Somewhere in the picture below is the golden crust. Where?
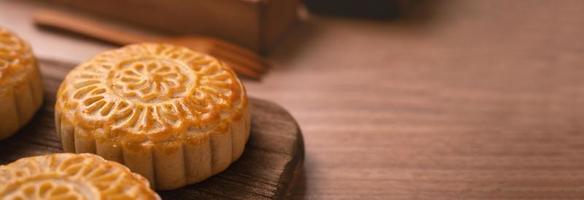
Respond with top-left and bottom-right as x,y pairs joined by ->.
0,153 -> 160,200
55,43 -> 250,190
56,43 -> 246,143
0,27 -> 44,140
0,28 -> 33,84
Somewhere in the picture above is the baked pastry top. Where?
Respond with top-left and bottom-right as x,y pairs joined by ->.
0,153 -> 159,200
55,43 -> 250,190
0,27 -> 44,139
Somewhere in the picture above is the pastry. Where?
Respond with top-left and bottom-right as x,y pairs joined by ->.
55,43 -> 250,190
0,153 -> 160,199
0,27 -> 44,139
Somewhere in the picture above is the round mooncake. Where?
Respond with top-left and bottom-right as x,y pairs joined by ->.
0,153 -> 159,200
55,43 -> 250,190
0,28 -> 44,139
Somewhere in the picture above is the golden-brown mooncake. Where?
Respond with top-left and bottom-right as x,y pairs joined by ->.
0,153 -> 160,200
0,28 -> 44,139
55,43 -> 250,190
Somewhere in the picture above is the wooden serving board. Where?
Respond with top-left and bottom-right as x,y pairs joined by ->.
0,59 -> 304,199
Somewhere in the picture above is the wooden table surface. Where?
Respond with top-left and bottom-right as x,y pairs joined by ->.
3,0 -> 584,199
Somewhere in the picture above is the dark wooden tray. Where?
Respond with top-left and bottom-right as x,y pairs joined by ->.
0,59 -> 304,199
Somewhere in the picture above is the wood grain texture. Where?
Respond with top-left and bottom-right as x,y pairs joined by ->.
3,0 -> 584,199
0,59 -> 304,200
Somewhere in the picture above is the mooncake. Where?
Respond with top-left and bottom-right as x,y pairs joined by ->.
0,28 -> 44,139
0,153 -> 159,200
55,43 -> 250,190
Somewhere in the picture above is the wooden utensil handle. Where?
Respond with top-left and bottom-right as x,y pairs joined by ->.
33,9 -> 162,45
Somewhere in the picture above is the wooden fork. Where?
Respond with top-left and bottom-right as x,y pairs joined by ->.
33,9 -> 268,79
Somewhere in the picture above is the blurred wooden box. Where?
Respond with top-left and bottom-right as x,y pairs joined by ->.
46,0 -> 299,53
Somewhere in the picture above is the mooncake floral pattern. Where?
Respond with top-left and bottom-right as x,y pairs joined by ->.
110,57 -> 191,103
0,28 -> 34,82
57,43 -> 245,140
0,153 -> 159,200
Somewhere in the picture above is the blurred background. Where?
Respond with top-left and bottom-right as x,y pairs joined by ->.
3,0 -> 584,199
